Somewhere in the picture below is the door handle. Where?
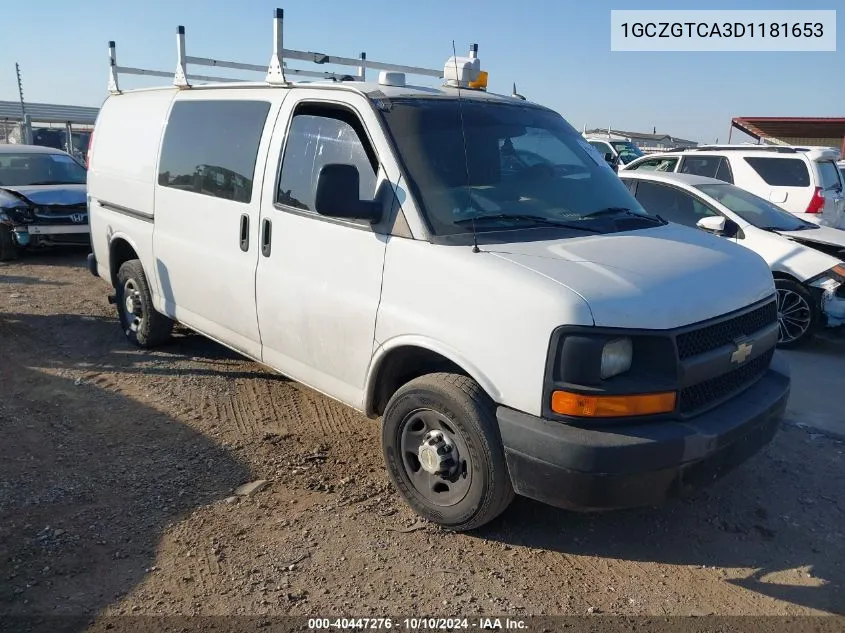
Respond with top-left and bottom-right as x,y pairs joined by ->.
239,214 -> 250,252
261,218 -> 272,257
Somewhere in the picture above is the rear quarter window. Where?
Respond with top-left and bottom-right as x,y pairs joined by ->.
743,157 -> 810,187
158,100 -> 271,203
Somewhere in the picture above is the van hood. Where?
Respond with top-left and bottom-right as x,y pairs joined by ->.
486,224 -> 775,329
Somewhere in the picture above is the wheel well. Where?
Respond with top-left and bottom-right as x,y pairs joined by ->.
772,271 -> 799,283
109,238 -> 138,288
368,346 -> 466,417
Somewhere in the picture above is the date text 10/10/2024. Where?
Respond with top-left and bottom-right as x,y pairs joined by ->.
307,618 -> 528,630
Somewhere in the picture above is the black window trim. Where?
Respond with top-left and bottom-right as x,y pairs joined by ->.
156,97 -> 273,205
714,156 -> 735,184
272,98 -> 386,233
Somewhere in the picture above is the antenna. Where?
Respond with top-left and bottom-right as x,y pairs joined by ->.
511,82 -> 525,101
452,40 -> 479,254
15,63 -> 31,145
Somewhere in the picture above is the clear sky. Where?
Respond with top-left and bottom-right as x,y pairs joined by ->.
2,0 -> 842,143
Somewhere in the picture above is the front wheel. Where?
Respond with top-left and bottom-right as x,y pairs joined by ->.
775,278 -> 817,348
381,373 -> 514,531
115,259 -> 173,348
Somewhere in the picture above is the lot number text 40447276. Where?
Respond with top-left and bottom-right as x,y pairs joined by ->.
307,618 -> 528,630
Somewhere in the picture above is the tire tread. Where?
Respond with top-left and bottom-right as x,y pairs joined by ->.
382,372 -> 514,532
116,259 -> 173,348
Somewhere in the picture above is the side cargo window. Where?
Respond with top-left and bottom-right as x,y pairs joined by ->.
158,99 -> 271,203
276,105 -> 378,223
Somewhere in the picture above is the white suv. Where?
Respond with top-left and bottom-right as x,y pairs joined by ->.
621,145 -> 845,229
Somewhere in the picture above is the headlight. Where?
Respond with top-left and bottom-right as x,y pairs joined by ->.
809,265 -> 845,292
600,337 -> 633,379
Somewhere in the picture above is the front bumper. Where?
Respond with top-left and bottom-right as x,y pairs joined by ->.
24,225 -> 89,235
821,289 -> 845,328
497,352 -> 790,511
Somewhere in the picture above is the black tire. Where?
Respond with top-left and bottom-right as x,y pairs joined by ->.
381,372 -> 514,531
115,259 -> 173,348
0,225 -> 20,262
775,278 -> 817,349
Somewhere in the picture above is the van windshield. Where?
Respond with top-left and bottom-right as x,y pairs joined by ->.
377,98 -> 651,237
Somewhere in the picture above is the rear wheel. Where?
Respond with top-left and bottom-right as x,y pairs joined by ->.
381,372 -> 514,531
0,225 -> 20,261
115,259 -> 173,348
775,278 -> 817,348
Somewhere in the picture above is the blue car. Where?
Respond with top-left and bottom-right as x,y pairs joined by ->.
0,144 -> 88,260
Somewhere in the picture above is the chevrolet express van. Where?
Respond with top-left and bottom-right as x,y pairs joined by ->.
86,15 -> 790,530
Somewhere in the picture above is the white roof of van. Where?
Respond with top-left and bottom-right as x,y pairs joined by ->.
115,79 -> 540,108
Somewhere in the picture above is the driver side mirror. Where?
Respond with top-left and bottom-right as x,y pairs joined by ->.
314,164 -> 382,222
696,215 -> 727,234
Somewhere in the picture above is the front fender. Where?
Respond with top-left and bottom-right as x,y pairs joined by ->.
364,334 -> 503,416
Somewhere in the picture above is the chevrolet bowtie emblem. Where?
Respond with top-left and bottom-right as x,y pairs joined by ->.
730,340 -> 753,364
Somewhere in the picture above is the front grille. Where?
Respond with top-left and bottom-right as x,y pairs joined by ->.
676,301 -> 777,360
678,348 -> 774,414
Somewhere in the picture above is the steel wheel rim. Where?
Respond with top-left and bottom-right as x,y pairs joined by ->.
122,279 -> 144,333
398,408 -> 472,507
776,287 -> 811,344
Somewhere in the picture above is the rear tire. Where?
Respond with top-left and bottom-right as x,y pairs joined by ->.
775,278 -> 817,349
115,259 -> 173,348
0,225 -> 20,262
381,372 -> 514,532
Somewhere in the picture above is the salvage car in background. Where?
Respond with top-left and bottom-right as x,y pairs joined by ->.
620,170 -> 845,347
0,144 -> 89,261
621,145 -> 845,230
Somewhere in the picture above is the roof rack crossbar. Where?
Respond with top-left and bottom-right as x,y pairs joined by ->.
691,145 -> 798,153
108,7 -> 442,94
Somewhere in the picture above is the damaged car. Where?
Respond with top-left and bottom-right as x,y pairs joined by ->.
620,170 -> 845,348
0,144 -> 89,261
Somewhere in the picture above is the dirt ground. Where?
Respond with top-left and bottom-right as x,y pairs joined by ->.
1,250 -> 844,624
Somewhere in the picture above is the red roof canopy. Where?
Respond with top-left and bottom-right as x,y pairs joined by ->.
732,117 -> 845,145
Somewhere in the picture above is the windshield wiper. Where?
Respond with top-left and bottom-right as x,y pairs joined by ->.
454,214 -> 602,233
582,207 -> 666,224
761,224 -> 817,232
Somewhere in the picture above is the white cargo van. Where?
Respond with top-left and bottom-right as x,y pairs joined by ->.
87,10 -> 790,531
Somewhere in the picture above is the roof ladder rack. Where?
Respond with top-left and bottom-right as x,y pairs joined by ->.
108,7 -> 443,94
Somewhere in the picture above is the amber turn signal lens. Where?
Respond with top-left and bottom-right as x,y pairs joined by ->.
551,390 -> 676,418
832,264 -> 845,278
